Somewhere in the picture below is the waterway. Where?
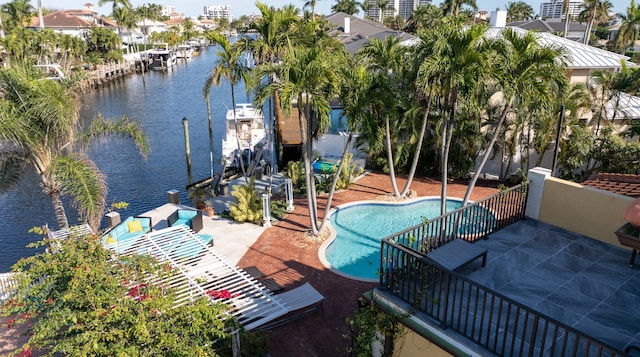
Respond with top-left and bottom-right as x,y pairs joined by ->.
0,47 -> 253,272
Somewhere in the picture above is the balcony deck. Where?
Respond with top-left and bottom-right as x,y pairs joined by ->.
458,219 -> 640,353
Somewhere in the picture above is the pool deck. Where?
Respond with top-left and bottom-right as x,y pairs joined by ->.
0,172 -> 501,356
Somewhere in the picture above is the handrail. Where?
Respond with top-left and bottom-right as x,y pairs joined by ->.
382,183 -> 528,257
379,240 -> 626,356
378,182 -> 626,356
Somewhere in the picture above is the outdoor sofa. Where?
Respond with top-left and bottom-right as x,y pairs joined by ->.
102,216 -> 151,253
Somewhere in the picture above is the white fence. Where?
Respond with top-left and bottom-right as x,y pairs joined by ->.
0,272 -> 18,301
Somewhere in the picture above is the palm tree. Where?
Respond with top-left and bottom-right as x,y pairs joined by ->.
331,0 -> 359,15
203,31 -> 249,180
613,0 -> 640,54
405,5 -> 442,34
99,0 -> 132,38
253,42 -> 344,234
1,0 -> 34,30
0,66 -> 148,230
357,35 -> 409,197
244,2 -> 300,166
316,61 -> 371,232
580,0 -> 612,44
359,1 -> 373,19
375,0 -> 390,23
417,19 -> 489,215
506,1 -> 534,22
461,28 -> 569,206
443,0 -> 477,17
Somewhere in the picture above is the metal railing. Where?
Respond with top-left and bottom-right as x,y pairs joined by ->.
378,183 -> 626,356
382,183 -> 528,257
379,245 -> 625,356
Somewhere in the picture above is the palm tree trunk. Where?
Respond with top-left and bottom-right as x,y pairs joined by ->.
461,104 -> 510,206
317,134 -> 353,233
48,189 -> 69,229
385,116 -> 401,197
563,0 -> 570,38
585,11 -> 596,44
400,85 -> 433,197
299,99 -> 319,234
440,89 -> 455,216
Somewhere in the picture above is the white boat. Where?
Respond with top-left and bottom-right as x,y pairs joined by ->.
176,43 -> 194,59
35,64 -> 65,81
222,103 -> 270,170
148,43 -> 177,71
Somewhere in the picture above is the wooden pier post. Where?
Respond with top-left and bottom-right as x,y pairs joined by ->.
182,117 -> 193,184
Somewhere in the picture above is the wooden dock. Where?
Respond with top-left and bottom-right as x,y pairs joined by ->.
280,107 -> 303,146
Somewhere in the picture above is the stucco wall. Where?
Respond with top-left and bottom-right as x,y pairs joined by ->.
538,177 -> 634,247
393,327 -> 453,357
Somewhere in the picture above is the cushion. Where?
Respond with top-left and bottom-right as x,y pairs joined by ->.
127,219 -> 143,233
105,235 -> 116,244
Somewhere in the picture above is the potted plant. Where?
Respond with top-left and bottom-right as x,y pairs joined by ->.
189,187 -> 207,210
204,199 -> 215,217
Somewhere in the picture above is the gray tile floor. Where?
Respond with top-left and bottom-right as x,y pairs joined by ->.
460,219 -> 640,353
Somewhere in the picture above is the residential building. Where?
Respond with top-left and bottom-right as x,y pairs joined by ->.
28,9 -> 116,39
508,18 -> 588,42
202,5 -> 232,22
540,0 -> 584,20
364,0 -> 432,21
325,12 -> 416,55
161,5 -> 184,19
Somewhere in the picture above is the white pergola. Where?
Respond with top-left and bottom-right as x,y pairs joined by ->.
106,224 -> 290,330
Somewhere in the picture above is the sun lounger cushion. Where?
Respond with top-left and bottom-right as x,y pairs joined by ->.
102,216 -> 151,253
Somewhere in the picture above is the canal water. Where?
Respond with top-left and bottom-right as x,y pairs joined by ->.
0,47 -> 253,272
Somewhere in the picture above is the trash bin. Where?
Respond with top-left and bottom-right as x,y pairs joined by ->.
255,166 -> 263,180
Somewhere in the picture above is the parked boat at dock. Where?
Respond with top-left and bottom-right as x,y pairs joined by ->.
222,104 -> 271,173
176,43 -> 194,59
149,43 -> 176,71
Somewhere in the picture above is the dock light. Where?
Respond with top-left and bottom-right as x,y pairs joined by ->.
262,193 -> 271,227
285,178 -> 294,212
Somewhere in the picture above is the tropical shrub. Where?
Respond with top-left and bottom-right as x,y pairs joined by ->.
1,230 -> 233,355
229,177 -> 263,223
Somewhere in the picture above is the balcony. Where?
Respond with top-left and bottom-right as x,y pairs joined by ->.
376,168 -> 639,356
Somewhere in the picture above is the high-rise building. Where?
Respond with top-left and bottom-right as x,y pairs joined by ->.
539,1 -> 584,20
161,5 -> 176,17
203,5 -> 232,22
365,0 -> 432,21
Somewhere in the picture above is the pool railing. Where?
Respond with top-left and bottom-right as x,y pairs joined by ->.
377,182 -> 626,356
381,183 -> 528,257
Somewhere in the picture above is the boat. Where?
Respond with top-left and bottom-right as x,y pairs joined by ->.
187,40 -> 202,56
148,43 -> 176,71
222,103 -> 270,172
176,43 -> 194,59
35,64 -> 65,81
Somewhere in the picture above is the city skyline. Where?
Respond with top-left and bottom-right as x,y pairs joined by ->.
46,0 -> 632,20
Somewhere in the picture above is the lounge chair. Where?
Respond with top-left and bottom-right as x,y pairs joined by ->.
257,282 -> 324,330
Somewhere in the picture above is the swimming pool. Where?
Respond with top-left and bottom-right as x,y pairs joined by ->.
319,197 -> 483,281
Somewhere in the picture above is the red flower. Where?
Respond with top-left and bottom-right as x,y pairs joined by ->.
205,289 -> 238,299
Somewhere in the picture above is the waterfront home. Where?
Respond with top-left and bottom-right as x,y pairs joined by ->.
370,167 -> 639,356
325,12 -> 416,54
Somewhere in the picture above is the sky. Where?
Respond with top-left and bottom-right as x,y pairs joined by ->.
45,0 -> 633,20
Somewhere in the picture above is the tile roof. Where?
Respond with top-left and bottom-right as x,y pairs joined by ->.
30,11 -> 91,28
582,173 -> 640,198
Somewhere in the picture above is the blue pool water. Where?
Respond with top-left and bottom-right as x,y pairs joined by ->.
324,198 -> 464,281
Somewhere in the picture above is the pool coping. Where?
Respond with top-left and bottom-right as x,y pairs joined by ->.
318,196 -> 466,283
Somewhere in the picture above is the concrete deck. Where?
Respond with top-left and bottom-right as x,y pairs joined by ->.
139,202 -> 266,265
